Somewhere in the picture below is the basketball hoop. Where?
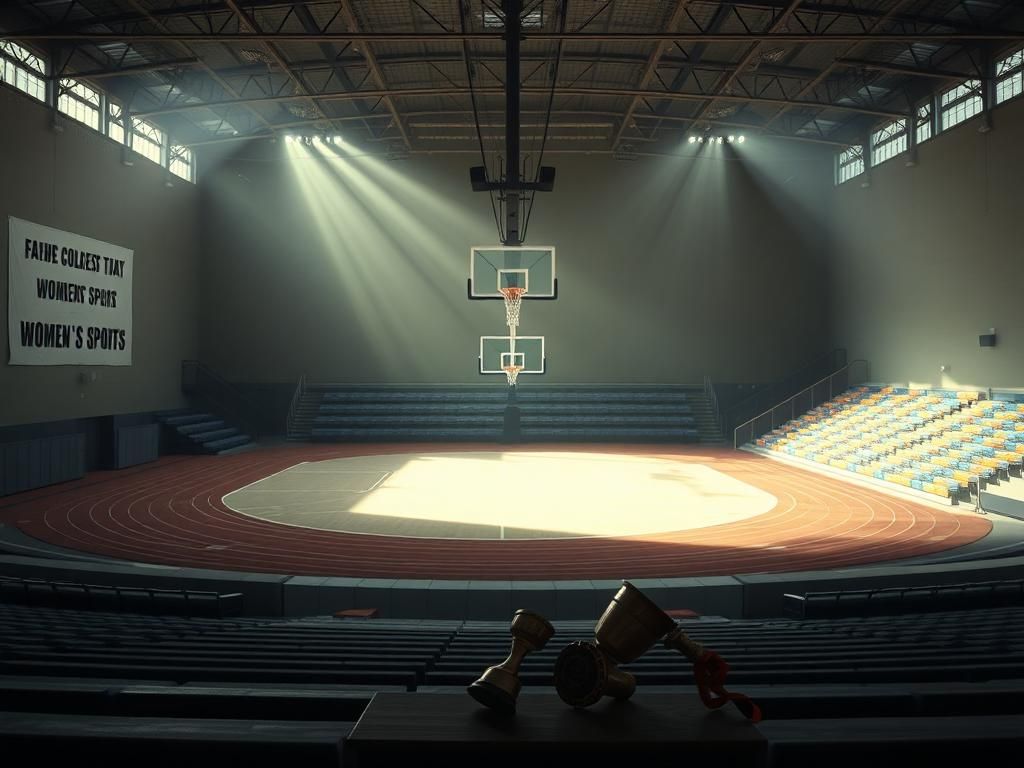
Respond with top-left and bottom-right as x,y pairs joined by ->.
499,286 -> 526,329
503,363 -> 524,387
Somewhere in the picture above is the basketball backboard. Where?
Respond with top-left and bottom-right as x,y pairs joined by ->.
469,246 -> 556,299
479,336 -> 545,376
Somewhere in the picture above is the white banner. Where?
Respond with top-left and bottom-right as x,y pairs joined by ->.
8,217 -> 133,366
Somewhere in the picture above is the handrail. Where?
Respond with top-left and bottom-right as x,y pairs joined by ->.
181,360 -> 261,441
703,375 -> 720,431
721,348 -> 847,436
286,374 -> 306,436
732,359 -> 870,449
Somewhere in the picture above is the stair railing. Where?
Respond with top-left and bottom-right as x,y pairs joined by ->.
732,359 -> 870,449
181,360 -> 261,441
703,375 -> 721,432
721,349 -> 847,438
286,374 -> 306,436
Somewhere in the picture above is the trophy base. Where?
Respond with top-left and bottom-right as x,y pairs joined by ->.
467,679 -> 518,714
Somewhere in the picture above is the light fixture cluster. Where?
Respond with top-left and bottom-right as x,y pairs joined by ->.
283,133 -> 345,145
688,134 -> 746,144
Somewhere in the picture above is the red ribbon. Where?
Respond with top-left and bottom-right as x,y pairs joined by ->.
693,650 -> 762,723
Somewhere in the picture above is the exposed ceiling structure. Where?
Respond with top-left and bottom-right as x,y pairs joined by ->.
2,1 -> 1023,155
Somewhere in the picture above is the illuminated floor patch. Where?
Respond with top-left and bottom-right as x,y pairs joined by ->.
223,451 -> 777,540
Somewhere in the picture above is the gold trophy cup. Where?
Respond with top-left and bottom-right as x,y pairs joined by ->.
554,581 -> 760,721
467,609 -> 555,714
554,581 -> 676,707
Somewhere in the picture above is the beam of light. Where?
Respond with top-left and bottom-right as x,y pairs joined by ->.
225,452 -> 776,540
283,139 -> 496,378
284,138 -> 415,374
350,453 -> 775,537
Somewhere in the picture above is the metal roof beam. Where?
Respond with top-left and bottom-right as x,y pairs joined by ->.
134,84 -> 908,120
11,32 -> 1024,43
50,57 -> 201,79
760,0 -> 919,130
221,0 -> 335,131
610,1 -> 694,151
685,0 -> 803,132
117,0 -> 279,138
834,58 -> 978,80
336,0 -> 412,150
29,1 -> 1000,34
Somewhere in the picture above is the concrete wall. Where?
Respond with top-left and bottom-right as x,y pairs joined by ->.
0,88 -> 201,426
830,95 -> 1024,391
199,139 -> 833,385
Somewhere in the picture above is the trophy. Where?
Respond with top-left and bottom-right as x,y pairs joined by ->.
553,581 -> 674,707
467,609 -> 554,714
553,581 -> 760,721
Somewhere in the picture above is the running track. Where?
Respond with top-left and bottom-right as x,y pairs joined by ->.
0,444 -> 991,580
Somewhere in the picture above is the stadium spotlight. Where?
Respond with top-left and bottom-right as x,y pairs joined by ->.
697,136 -> 704,143
738,135 -> 746,143
687,136 -> 696,144
716,136 -> 724,144
727,135 -> 735,143
284,134 -> 295,143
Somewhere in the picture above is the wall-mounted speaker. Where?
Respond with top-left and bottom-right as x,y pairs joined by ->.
469,166 -> 489,191
979,331 -> 997,347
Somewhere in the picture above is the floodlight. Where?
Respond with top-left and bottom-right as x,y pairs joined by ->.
738,135 -> 746,143
688,136 -> 696,144
727,135 -> 735,143
284,134 -> 295,143
697,136 -> 704,143
716,136 -> 723,144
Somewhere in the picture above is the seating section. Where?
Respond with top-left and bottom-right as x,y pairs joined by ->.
784,579 -> 1024,619
754,386 -> 1024,499
3,602 -> 1024,764
300,385 -> 702,442
0,604 -> 455,687
0,576 -> 244,618
4,601 -> 1024,689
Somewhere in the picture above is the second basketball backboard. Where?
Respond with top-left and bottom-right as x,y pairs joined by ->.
469,246 -> 556,299
479,336 -> 545,376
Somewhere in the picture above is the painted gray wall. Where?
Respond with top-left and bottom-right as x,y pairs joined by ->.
199,140 -> 833,385
830,95 -> 1024,390
0,88 -> 201,426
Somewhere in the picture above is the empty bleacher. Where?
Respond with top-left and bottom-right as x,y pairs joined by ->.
783,579 -> 1024,618
0,576 -> 244,618
2,600 -> 1024,764
3,600 -> 1024,691
294,384 -> 704,442
753,386 -> 1024,500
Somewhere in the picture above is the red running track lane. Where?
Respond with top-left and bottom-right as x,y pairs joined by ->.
0,444 -> 991,580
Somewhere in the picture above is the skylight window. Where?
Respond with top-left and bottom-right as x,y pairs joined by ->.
58,78 -> 101,131
871,119 -> 907,166
836,145 -> 864,184
996,47 -> 1023,104
940,80 -> 983,130
0,40 -> 46,101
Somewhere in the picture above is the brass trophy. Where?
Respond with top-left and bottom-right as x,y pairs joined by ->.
467,609 -> 555,714
553,581 -> 759,720
553,581 -> 676,707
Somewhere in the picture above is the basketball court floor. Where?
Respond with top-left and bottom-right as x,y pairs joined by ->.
0,444 -> 999,581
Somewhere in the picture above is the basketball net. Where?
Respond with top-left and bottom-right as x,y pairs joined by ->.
499,286 -> 526,329
502,363 -> 524,387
